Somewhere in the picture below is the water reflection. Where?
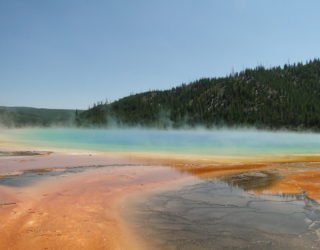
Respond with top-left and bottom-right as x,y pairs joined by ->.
0,151 -> 46,157
220,170 -> 281,191
165,161 -> 320,202
0,164 -> 141,187
127,179 -> 320,249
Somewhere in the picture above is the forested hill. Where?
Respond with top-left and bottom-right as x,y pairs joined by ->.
0,106 -> 78,127
77,59 -> 320,130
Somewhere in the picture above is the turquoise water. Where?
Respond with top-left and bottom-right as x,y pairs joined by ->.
6,128 -> 320,156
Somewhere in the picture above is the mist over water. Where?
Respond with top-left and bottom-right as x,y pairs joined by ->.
5,128 -> 320,156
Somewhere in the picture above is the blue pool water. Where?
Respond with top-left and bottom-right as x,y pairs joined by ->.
6,128 -> 320,156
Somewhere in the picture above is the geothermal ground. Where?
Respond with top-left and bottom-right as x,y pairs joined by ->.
0,150 -> 320,249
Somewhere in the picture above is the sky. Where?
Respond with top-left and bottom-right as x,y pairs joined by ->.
1,0 -> 320,109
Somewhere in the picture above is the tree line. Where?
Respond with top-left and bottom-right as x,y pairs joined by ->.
76,59 -> 320,131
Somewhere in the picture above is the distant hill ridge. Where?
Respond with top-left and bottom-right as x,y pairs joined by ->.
77,59 -> 320,130
0,106 -> 78,127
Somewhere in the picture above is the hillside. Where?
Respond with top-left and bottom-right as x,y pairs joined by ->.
0,106 -> 78,127
78,59 -> 320,130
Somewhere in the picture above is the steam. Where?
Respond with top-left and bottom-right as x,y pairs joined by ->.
4,126 -> 320,158
0,105 -> 318,136
0,107 -> 77,129
0,109 -> 15,128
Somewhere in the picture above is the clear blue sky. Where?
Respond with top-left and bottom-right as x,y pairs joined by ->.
1,0 -> 320,109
